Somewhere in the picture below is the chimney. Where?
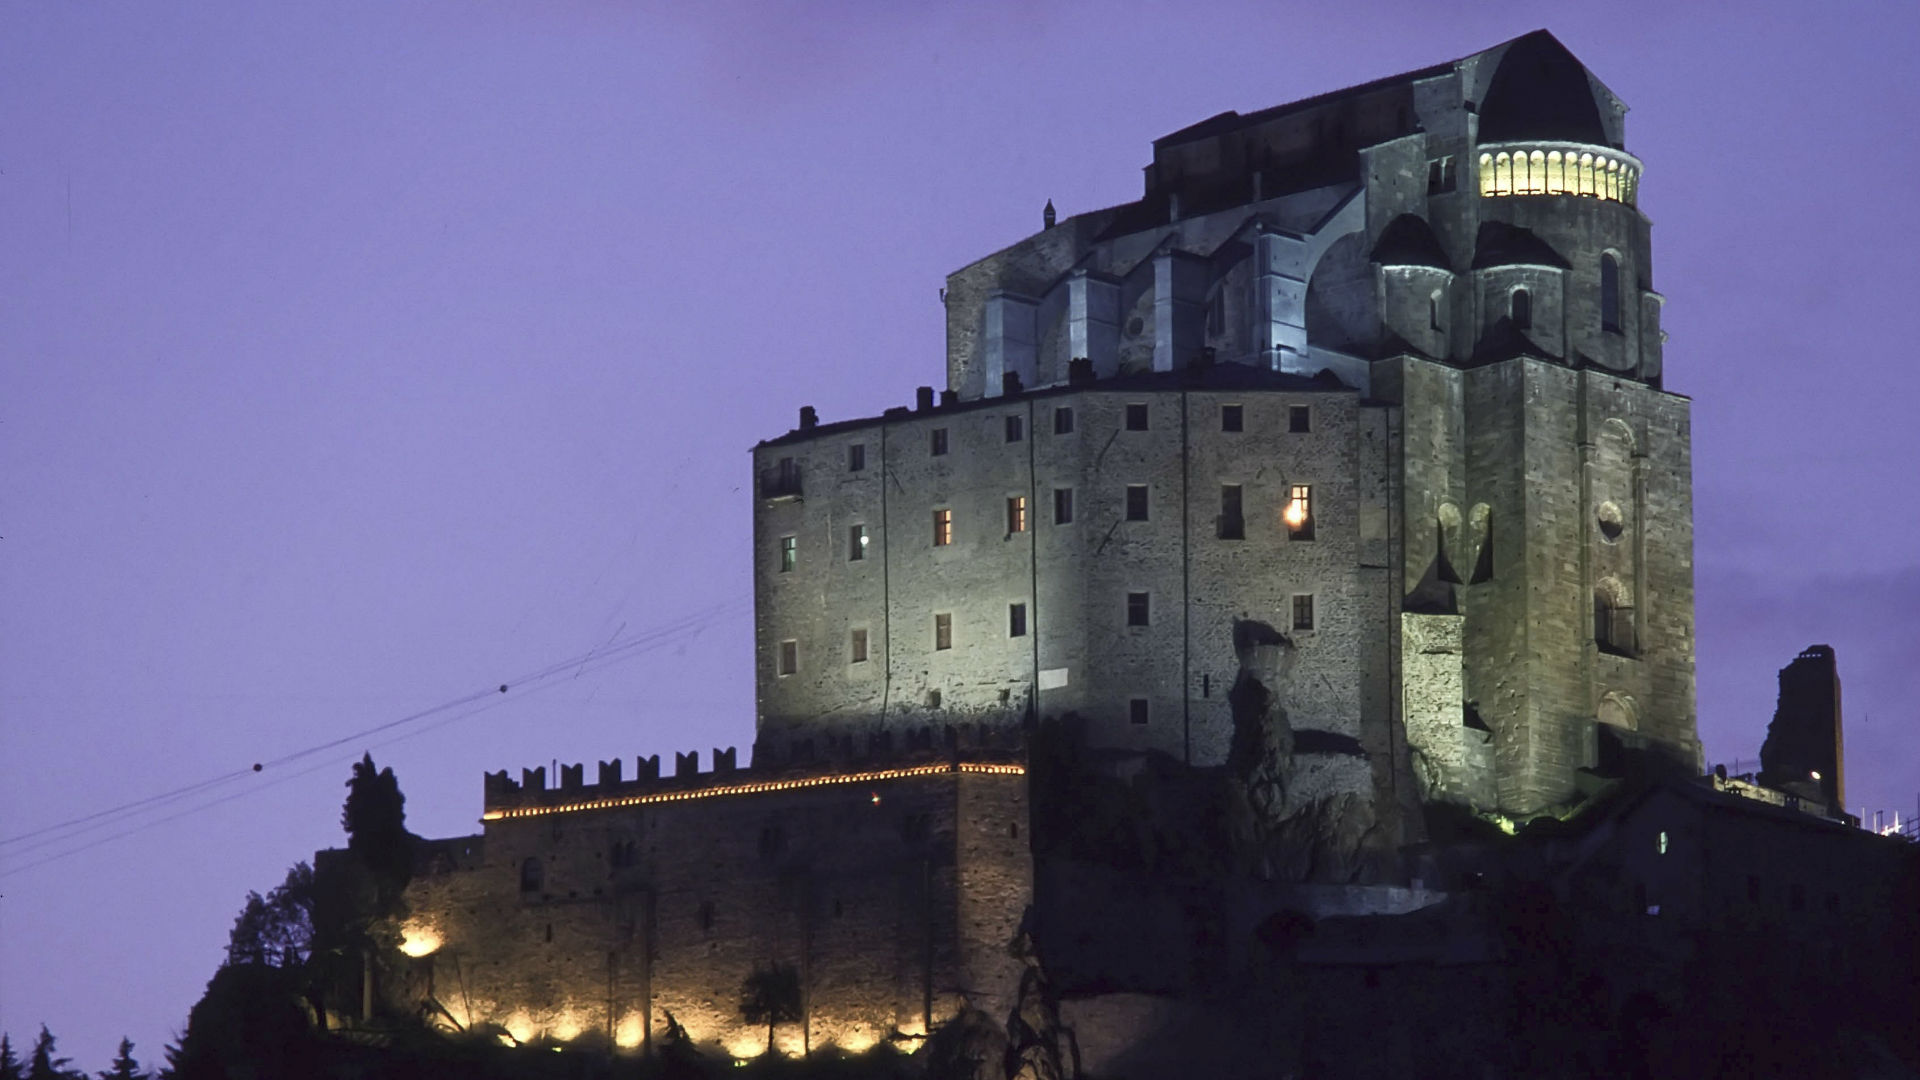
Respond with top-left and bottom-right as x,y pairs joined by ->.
1043,199 -> 1056,229
940,389 -> 958,408
1069,356 -> 1095,385
799,405 -> 818,430
1002,371 -> 1023,395
916,386 -> 935,412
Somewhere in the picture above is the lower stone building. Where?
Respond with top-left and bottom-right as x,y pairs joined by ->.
389,731 -> 1028,1056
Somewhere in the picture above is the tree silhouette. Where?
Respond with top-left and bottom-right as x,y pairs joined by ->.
96,1039 -> 145,1080
25,1026 -> 78,1080
0,1034 -> 21,1080
342,753 -> 413,909
226,862 -> 316,967
737,963 -> 803,1056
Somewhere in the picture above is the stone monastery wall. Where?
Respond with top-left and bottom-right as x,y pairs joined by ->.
398,733 -> 1029,1056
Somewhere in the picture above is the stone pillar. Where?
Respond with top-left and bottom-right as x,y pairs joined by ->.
983,291 -> 1038,398
1067,270 -> 1121,379
1254,227 -> 1310,373
1152,250 -> 1208,372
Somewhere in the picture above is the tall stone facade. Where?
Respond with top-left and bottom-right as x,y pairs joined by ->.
385,29 -> 1707,1060
756,28 -> 1698,817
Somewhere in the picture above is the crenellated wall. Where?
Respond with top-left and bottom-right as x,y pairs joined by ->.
400,748 -> 1030,1057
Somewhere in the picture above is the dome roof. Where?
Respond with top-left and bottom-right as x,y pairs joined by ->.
1478,31 -> 1610,146
1371,214 -> 1452,270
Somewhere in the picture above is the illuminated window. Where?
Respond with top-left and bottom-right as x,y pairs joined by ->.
932,508 -> 952,547
1007,496 -> 1027,534
934,613 -> 952,651
1127,591 -> 1150,627
1005,415 -> 1024,442
1292,594 -> 1315,631
848,443 -> 865,472
930,428 -> 948,456
1285,485 -> 1314,541
1221,404 -> 1243,432
1219,484 -> 1244,540
850,629 -> 868,664
1511,287 -> 1531,329
1601,254 -> 1621,333
1053,487 -> 1074,525
849,524 -> 867,561
779,536 -> 797,573
1129,698 -> 1150,725
1657,830 -> 1668,855
778,640 -> 798,676
1009,603 -> 1027,638
1289,405 -> 1311,433
1053,406 -> 1075,435
1126,484 -> 1149,522
1125,403 -> 1149,431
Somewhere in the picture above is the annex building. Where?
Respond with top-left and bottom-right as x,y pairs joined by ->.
368,32 -> 1915,1076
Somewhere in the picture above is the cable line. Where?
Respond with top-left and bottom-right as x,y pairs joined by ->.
0,597 -> 748,877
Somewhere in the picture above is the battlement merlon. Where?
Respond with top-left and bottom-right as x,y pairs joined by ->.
481,723 -> 1028,818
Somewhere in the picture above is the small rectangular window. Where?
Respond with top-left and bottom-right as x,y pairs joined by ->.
1221,404 -> 1243,432
848,443 -> 866,472
1125,484 -> 1149,522
1007,496 -> 1027,534
850,629 -> 868,664
932,508 -> 952,547
1292,594 -> 1315,631
1125,403 -> 1149,431
1053,488 -> 1074,525
1009,603 -> 1027,638
1005,415 -> 1024,443
778,640 -> 798,676
1286,484 -> 1314,541
779,535 -> 797,573
1288,405 -> 1311,433
1129,698 -> 1149,725
934,613 -> 952,651
849,524 -> 867,561
1127,591 -> 1150,627
930,428 -> 949,456
1053,407 -> 1075,435
1219,485 -> 1244,540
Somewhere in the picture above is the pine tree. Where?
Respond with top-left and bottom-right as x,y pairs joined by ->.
0,1034 -> 23,1080
341,753 -> 413,912
25,1026 -> 77,1080
96,1039 -> 143,1080
738,963 -> 802,1056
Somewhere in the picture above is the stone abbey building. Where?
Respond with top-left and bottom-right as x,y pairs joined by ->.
374,32 -> 1871,1072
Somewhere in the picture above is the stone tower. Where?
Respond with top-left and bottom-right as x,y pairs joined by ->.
1759,644 -> 1845,815
753,29 -> 1699,820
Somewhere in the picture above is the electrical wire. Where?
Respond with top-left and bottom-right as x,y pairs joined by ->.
0,597 -> 749,879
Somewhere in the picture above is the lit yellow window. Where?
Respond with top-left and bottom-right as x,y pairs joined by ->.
932,508 -> 953,547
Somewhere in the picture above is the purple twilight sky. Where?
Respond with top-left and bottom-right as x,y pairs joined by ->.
4,1 -> 1918,1070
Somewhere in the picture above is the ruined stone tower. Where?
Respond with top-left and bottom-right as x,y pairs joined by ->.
754,29 -> 1699,817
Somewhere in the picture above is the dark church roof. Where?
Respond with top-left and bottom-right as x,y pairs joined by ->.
1477,31 -> 1614,147
1372,214 -> 1453,270
1471,221 -> 1570,270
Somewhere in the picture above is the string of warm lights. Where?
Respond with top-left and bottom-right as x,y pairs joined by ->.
481,761 -> 1026,821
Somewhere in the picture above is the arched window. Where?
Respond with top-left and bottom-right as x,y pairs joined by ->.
1478,153 -> 1495,197
1429,289 -> 1444,332
1595,578 -> 1636,657
1578,153 -> 1595,196
1601,254 -> 1621,333
1511,287 -> 1531,329
520,856 -> 544,894
1495,153 -> 1512,196
1528,150 -> 1546,194
1546,150 -> 1564,194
